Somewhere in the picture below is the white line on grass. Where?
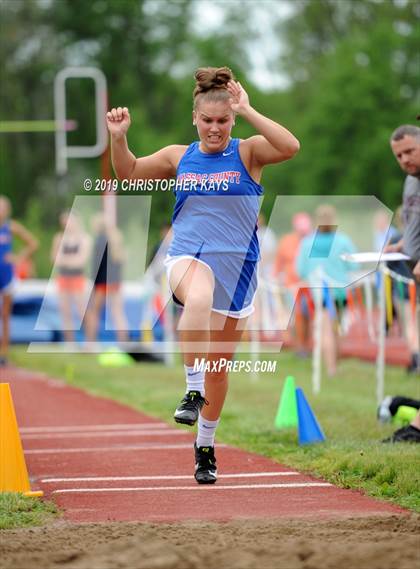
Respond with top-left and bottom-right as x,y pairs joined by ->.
25,443 -> 228,454
52,482 -> 332,494
41,472 -> 300,483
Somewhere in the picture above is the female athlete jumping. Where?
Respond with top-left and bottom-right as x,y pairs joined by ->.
107,67 -> 299,484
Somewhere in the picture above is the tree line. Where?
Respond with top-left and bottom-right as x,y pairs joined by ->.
0,0 -> 418,274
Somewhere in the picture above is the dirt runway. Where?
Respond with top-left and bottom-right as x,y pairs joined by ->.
2,515 -> 419,569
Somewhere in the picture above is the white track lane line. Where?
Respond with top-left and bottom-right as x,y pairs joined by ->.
22,430 -> 188,440
25,443 -> 228,454
41,472 -> 300,483
20,423 -> 168,433
52,482 -> 332,494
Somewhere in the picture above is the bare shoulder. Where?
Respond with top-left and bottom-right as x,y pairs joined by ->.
132,144 -> 188,180
239,135 -> 265,157
166,145 -> 189,170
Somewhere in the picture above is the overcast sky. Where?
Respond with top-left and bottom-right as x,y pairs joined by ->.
192,0 -> 295,90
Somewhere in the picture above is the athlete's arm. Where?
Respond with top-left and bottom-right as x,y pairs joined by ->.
107,107 -> 185,180
10,220 -> 39,262
130,145 -> 186,180
50,233 -> 61,263
227,81 -> 300,166
384,238 -> 404,253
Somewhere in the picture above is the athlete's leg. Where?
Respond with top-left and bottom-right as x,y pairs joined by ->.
0,292 -> 12,357
404,300 -> 419,372
171,259 -> 215,425
84,289 -> 106,343
108,291 -> 129,343
194,312 -> 248,483
73,288 -> 89,338
294,306 -> 306,353
321,308 -> 337,377
58,292 -> 75,343
169,259 -> 214,365
201,312 -> 248,421
295,291 -> 311,355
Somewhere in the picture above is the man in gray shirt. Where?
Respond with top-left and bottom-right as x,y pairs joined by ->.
383,124 -> 420,442
388,125 -> 420,282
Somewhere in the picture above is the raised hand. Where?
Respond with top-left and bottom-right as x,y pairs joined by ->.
106,107 -> 131,138
226,81 -> 251,115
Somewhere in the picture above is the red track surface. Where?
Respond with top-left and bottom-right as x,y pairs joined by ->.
5,366 -> 407,523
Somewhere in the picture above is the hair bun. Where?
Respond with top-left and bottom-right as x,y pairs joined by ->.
194,67 -> 234,94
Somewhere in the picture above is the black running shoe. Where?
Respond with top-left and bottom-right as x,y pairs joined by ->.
194,443 -> 217,484
382,425 -> 420,443
173,391 -> 206,426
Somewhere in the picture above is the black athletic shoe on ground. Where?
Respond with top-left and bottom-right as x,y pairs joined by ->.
194,443 -> 217,484
173,391 -> 206,426
382,425 -> 420,443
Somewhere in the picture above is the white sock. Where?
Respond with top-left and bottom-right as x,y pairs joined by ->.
185,364 -> 205,396
196,414 -> 219,448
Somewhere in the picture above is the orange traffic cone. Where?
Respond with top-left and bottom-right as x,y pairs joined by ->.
0,383 -> 43,497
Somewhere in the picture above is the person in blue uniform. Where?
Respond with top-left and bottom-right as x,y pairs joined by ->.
0,196 -> 38,366
107,67 -> 300,483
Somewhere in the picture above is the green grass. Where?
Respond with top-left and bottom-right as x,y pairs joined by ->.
10,346 -> 420,512
0,493 -> 59,529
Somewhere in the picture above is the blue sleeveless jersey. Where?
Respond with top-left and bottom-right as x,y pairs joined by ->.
168,138 -> 263,261
0,222 -> 13,289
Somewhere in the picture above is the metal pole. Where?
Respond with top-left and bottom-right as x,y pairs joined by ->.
312,286 -> 322,395
364,276 -> 375,342
54,67 -> 108,176
376,264 -> 386,405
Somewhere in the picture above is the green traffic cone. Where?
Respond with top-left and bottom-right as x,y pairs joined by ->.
274,376 -> 298,429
